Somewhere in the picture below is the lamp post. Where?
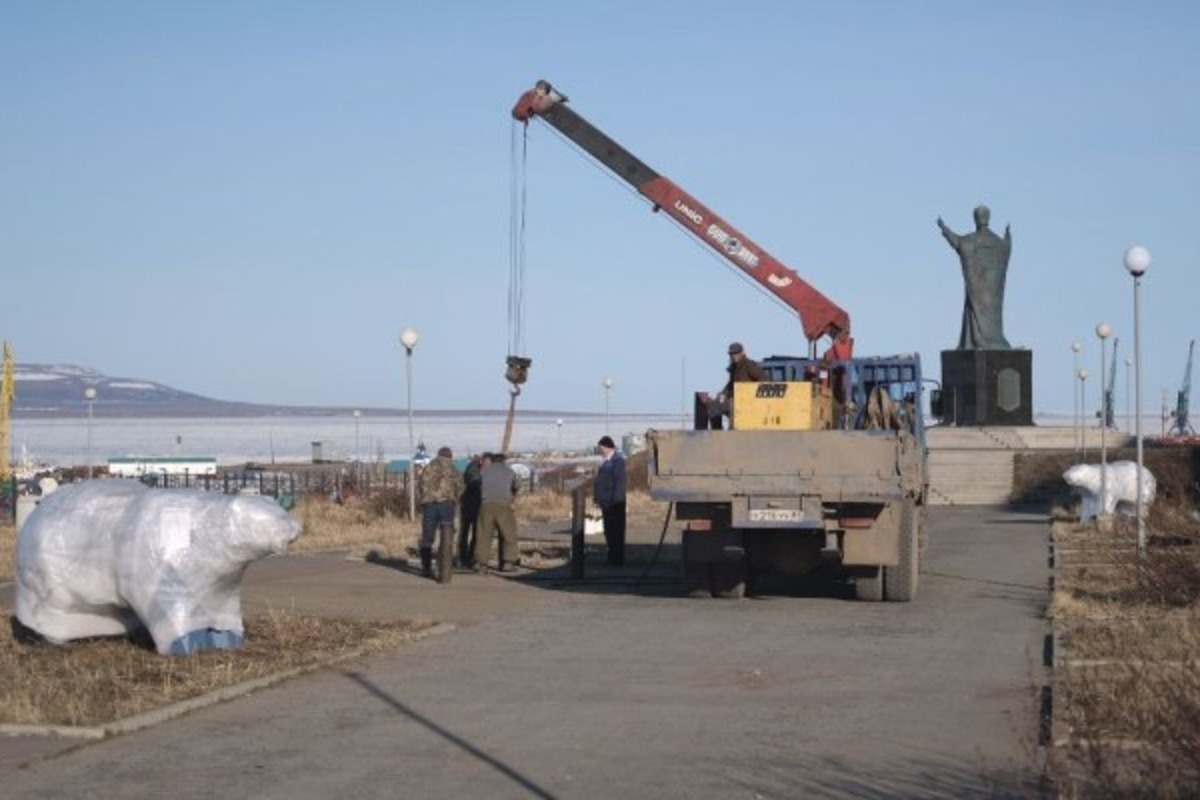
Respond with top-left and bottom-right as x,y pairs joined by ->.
602,376 -> 614,435
1125,245 -> 1151,563
1125,356 -> 1133,433
1096,322 -> 1112,514
399,326 -> 420,520
1071,341 -> 1082,452
1078,368 -> 1090,460
556,418 -> 564,452
353,409 -> 362,464
84,386 -> 97,479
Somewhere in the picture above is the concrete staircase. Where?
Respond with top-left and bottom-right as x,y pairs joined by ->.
925,425 -> 1130,506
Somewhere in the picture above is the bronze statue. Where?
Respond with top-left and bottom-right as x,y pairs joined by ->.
937,206 -> 1012,350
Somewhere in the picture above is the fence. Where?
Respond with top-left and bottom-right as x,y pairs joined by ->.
5,461 -> 550,523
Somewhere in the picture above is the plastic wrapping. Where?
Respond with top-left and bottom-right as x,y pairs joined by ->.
15,481 -> 301,655
1063,461 -> 1157,522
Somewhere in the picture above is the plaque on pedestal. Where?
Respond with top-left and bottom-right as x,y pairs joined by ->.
939,349 -> 1033,426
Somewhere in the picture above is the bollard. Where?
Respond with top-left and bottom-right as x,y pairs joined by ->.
571,485 -> 586,579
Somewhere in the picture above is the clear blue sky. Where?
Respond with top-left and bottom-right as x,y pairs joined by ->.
3,1 -> 1197,418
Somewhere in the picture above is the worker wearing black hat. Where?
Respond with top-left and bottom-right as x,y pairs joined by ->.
594,435 -> 627,566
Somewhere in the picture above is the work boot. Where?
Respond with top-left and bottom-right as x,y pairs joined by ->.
419,547 -> 433,578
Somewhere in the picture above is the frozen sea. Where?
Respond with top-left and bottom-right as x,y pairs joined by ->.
9,411 -> 1162,471
10,413 -> 689,469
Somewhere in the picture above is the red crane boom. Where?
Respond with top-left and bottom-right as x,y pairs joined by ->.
512,80 -> 852,360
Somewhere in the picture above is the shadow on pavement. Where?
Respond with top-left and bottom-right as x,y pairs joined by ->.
354,526 -> 877,603
504,539 -> 860,602
344,671 -> 558,800
721,751 -> 1051,800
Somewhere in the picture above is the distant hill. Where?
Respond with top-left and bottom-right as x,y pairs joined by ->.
12,364 -> 295,418
9,364 -> 623,419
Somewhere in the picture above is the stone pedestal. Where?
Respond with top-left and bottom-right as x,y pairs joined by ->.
939,349 -> 1033,426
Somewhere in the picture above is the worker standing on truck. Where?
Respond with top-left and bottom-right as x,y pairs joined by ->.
711,341 -> 766,428
594,435 -> 627,566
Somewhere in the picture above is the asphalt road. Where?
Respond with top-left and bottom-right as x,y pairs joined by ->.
2,506 -> 1050,799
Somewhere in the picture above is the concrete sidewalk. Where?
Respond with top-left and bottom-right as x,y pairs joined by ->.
2,508 -> 1050,797
0,525 -> 675,770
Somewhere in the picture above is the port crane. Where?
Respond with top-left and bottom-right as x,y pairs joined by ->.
1101,338 -> 1119,428
1168,339 -> 1195,437
0,342 -> 13,483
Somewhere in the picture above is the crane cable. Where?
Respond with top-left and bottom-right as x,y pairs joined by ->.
508,122 -> 529,358
501,123 -> 533,454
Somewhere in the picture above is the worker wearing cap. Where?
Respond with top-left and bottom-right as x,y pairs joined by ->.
594,435 -> 627,566
417,446 -> 465,580
714,341 -> 765,428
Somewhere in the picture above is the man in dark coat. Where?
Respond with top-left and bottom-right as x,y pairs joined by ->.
594,435 -> 627,566
458,455 -> 482,567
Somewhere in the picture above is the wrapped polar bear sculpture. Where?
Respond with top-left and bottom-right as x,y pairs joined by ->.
15,481 -> 301,655
1062,461 -> 1157,523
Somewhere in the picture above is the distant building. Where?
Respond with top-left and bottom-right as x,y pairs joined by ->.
107,456 -> 217,477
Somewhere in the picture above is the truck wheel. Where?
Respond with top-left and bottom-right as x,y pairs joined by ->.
683,560 -> 713,598
884,500 -> 919,602
855,567 -> 884,602
711,561 -> 746,599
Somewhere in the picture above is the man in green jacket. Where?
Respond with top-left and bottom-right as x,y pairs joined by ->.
417,446 -> 464,580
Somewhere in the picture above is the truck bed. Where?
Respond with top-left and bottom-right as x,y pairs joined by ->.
649,428 -> 925,504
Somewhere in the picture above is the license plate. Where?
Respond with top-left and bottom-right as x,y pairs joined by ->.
748,508 -> 803,522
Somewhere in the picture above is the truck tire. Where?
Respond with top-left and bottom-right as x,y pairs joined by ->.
711,561 -> 746,599
884,500 -> 919,602
855,567 -> 884,602
683,560 -> 713,598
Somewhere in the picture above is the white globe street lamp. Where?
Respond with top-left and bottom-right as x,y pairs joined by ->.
1096,322 -> 1113,512
556,418 -> 564,452
1124,245 -> 1151,562
602,377 -> 614,435
399,326 -> 420,520
84,386 -> 97,478
1071,341 -> 1082,452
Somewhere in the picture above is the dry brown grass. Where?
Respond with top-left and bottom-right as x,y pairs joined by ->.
1051,511 -> 1200,798
0,609 -> 430,727
513,487 -> 663,526
292,493 -> 419,558
0,521 -> 13,583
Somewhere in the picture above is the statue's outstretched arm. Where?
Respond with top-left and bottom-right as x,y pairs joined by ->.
937,217 -> 960,249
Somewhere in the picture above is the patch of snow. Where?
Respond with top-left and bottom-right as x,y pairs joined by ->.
107,381 -> 159,390
15,372 -> 69,382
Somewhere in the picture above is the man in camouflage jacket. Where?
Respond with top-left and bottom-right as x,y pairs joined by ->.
417,446 -> 465,579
